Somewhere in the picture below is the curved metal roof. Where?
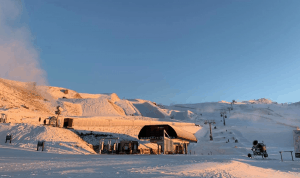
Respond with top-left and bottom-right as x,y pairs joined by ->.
138,125 -> 197,143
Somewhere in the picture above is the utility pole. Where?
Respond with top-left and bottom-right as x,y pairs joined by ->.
204,120 -> 216,141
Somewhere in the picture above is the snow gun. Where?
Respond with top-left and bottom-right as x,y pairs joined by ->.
248,140 -> 268,159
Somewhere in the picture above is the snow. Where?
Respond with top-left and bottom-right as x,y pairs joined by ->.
170,110 -> 197,121
60,101 -> 82,116
130,99 -> 169,118
76,97 -> 125,116
37,86 -> 82,100
0,150 -> 299,177
115,99 -> 142,116
0,78 -> 299,177
0,123 -> 95,154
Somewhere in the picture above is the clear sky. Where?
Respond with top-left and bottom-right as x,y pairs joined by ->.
19,0 -> 300,105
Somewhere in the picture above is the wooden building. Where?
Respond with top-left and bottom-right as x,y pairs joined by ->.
138,125 -> 197,154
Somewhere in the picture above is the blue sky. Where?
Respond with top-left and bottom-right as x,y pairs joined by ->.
20,0 -> 300,105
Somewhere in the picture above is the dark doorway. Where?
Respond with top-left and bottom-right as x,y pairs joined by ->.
63,118 -> 69,128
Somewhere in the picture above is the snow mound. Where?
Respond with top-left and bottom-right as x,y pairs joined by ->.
109,93 -> 121,103
0,123 -> 94,154
115,99 -> 142,116
78,96 -> 125,116
131,99 -> 168,118
170,110 -> 196,120
56,93 -> 125,117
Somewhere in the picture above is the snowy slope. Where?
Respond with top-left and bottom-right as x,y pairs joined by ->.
115,99 -> 142,116
1,78 -> 300,177
129,99 -> 169,118
0,123 -> 95,154
77,97 -> 125,116
0,78 -> 53,115
167,101 -> 300,159
37,86 -> 82,100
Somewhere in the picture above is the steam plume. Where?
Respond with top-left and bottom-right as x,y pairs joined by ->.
0,1 -> 47,85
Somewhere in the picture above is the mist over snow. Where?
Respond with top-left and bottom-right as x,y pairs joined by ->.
0,1 -> 47,85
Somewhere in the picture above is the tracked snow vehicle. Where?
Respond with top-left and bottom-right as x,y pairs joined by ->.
248,140 -> 268,158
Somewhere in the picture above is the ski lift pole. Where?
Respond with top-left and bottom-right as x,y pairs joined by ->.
223,114 -> 226,126
220,111 -> 226,126
209,122 -> 213,140
205,120 -> 215,141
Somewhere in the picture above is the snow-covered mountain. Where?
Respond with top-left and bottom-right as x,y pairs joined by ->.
0,78 -> 299,177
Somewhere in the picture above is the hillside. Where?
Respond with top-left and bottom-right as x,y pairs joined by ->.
0,78 -> 52,114
0,123 -> 95,154
0,78 -> 201,154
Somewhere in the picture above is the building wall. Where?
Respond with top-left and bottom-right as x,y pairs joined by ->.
66,117 -> 196,128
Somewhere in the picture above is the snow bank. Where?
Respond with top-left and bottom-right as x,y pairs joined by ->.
0,123 -> 94,154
